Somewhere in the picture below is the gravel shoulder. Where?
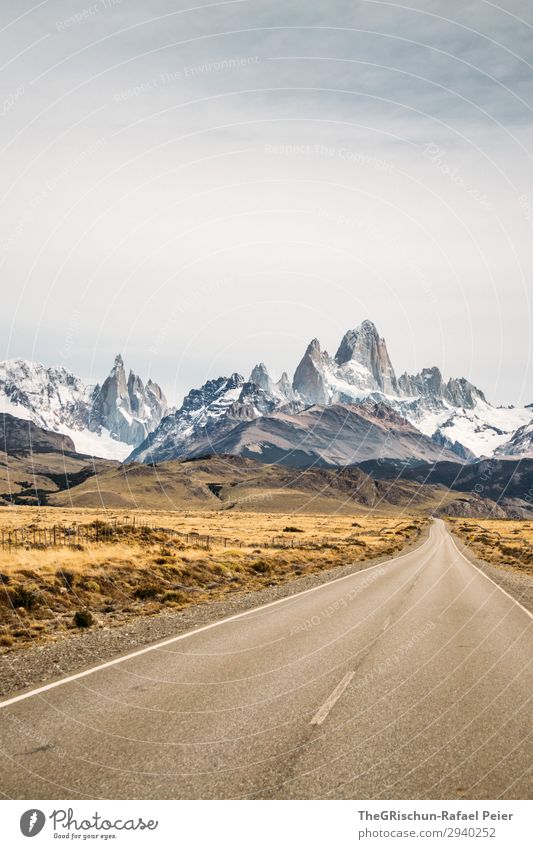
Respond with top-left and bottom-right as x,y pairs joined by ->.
450,531 -> 533,615
0,527 -> 429,700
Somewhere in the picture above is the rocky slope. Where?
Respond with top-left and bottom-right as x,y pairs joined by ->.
495,418 -> 533,458
128,372 -> 298,463
132,398 -> 460,468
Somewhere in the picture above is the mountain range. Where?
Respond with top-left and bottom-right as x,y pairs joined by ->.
129,320 -> 532,466
1,320 -> 532,465
0,354 -> 168,460
1,405 -> 529,517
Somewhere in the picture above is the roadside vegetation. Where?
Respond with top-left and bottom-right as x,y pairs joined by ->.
0,508 -> 426,650
448,518 -> 533,577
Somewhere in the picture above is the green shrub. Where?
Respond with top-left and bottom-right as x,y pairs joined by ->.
73,610 -> 93,628
10,585 -> 39,610
134,585 -> 159,599
79,580 -> 100,593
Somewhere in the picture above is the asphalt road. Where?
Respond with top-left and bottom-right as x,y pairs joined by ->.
1,519 -> 531,799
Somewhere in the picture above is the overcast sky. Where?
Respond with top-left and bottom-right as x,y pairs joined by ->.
1,0 -> 532,405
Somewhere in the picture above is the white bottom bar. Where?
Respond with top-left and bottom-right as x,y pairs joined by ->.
1,799 -> 531,848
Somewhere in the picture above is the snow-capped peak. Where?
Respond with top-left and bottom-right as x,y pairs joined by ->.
0,355 -> 168,460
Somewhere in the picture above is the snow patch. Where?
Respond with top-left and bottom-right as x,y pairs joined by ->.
52,424 -> 131,461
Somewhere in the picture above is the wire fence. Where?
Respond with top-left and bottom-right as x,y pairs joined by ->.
0,519 -> 337,552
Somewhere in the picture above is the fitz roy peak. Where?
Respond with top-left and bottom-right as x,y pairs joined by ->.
0,355 -> 168,460
129,319 -> 532,465
293,321 -> 399,403
335,320 -> 399,394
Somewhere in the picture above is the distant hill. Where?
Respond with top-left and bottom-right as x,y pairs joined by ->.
1,412 -> 76,455
358,457 -> 533,516
49,453 -> 511,518
0,414 -> 116,506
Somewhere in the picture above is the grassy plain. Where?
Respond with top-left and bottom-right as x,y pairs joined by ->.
0,507 -> 426,650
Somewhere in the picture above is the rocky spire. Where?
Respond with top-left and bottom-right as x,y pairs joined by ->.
399,367 -> 486,409
277,371 -> 295,401
445,377 -> 486,408
127,370 -> 146,418
335,320 -> 398,394
398,366 -> 445,399
292,338 -> 330,404
95,354 -> 130,419
249,362 -> 275,395
91,356 -> 168,445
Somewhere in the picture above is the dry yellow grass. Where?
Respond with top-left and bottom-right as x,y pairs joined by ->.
0,506 -> 418,546
448,518 -> 533,576
0,507 -> 426,650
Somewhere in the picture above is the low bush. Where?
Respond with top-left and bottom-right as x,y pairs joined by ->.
74,610 -> 93,628
10,584 -> 39,610
56,569 -> 75,589
251,559 -> 271,574
79,580 -> 101,593
162,590 -> 188,604
134,584 -> 159,600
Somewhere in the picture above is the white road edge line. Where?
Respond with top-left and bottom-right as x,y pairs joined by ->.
310,671 -> 355,725
0,530 -> 433,710
449,532 -> 533,621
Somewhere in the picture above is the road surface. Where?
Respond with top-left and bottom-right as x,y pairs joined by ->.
0,519 -> 531,799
